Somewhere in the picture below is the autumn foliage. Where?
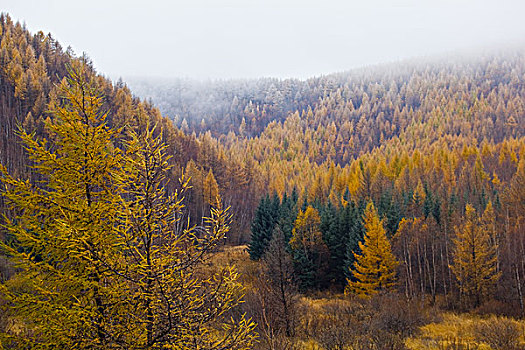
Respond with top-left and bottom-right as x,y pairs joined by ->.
0,64 -> 256,349
346,202 -> 398,297
2,11 -> 525,349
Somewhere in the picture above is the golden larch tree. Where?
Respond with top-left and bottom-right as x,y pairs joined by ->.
346,201 -> 398,298
290,206 -> 325,254
0,63 -> 131,348
289,206 -> 329,290
0,64 -> 256,349
203,168 -> 220,208
451,203 -> 500,308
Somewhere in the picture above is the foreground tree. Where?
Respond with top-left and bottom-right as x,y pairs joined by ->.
346,202 -> 398,298
0,64 -> 256,349
118,127 -> 256,349
1,64 -> 128,348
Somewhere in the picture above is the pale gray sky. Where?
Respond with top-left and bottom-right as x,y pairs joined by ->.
4,0 -> 525,80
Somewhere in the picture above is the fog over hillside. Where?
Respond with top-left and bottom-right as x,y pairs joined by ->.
127,47 -> 525,140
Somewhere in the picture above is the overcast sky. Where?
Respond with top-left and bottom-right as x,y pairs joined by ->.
4,0 -> 525,80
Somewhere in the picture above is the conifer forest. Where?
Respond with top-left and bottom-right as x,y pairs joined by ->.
1,10 -> 525,349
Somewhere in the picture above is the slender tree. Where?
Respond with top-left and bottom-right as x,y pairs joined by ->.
203,168 -> 220,209
451,204 -> 500,308
256,227 -> 297,341
118,126 -> 256,349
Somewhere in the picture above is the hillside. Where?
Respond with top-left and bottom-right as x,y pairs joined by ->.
0,13 -> 257,240
132,44 -> 525,328
129,50 -> 525,154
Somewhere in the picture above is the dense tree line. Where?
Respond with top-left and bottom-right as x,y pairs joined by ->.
248,138 -> 525,313
127,76 -> 320,137
132,50 -> 524,152
132,45 -> 525,247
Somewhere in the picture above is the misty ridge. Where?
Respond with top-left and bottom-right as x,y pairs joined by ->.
126,46 -> 525,140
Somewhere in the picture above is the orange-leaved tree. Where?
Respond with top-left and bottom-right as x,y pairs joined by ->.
346,201 -> 398,298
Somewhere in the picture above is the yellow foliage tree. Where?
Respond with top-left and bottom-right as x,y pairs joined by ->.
451,204 -> 500,308
345,202 -> 398,298
290,206 -> 324,252
1,63 -> 127,349
289,206 -> 329,290
203,168 -> 220,208
0,64 -> 256,349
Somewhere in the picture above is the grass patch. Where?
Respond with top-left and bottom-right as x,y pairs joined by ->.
407,313 -> 525,350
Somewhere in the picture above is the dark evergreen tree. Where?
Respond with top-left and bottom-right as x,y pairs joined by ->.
377,188 -> 402,238
249,195 -> 273,260
292,249 -> 317,291
343,200 -> 365,281
248,192 -> 281,260
320,203 -> 346,288
277,191 -> 298,243
432,193 -> 442,225
423,183 -> 434,219
290,187 -> 298,204
270,191 -> 281,220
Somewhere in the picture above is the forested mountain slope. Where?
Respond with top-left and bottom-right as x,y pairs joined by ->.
0,14 -> 257,240
130,50 -> 525,154
132,48 -> 525,314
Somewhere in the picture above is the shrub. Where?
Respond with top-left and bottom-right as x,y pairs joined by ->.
371,293 -> 431,338
473,316 -> 523,350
